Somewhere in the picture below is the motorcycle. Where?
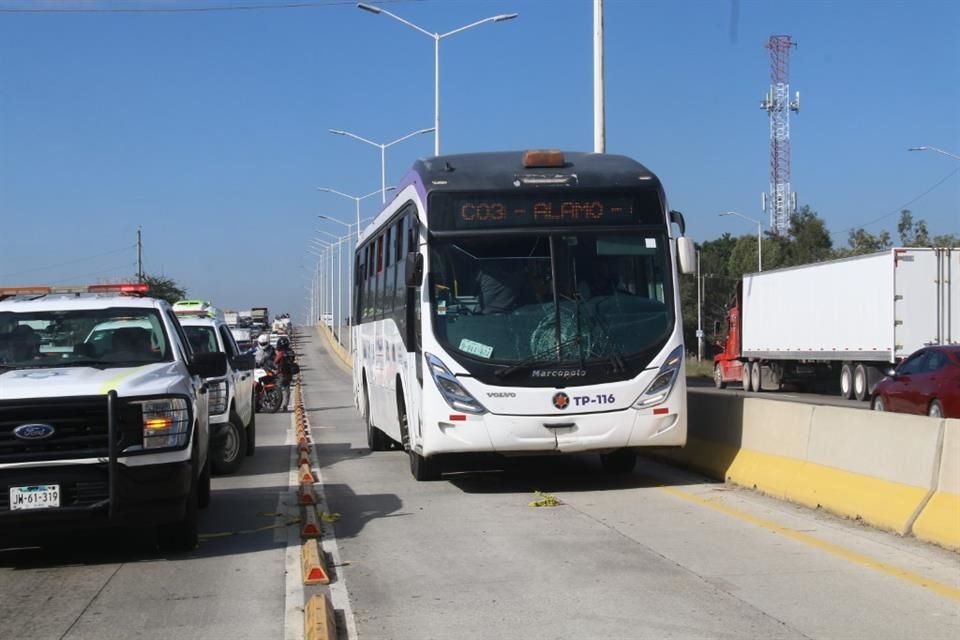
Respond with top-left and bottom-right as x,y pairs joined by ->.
254,367 -> 283,414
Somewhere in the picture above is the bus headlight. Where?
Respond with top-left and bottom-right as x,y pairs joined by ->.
425,353 -> 487,415
633,345 -> 683,409
136,397 -> 191,449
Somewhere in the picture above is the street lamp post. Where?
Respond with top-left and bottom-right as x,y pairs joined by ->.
318,216 -> 354,352
329,129 -> 432,203
317,230 -> 346,346
908,146 -> 960,161
357,3 -> 518,156
719,211 -> 764,272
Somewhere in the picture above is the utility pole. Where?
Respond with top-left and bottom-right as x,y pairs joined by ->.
697,250 -> 703,361
137,227 -> 143,283
593,0 -> 606,153
760,35 -> 800,235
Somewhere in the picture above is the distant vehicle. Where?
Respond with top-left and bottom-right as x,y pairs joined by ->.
871,345 -> 960,418
250,307 -> 269,331
174,300 -> 257,475
353,150 -> 696,480
320,313 -> 333,328
224,310 -> 239,327
714,248 -> 959,400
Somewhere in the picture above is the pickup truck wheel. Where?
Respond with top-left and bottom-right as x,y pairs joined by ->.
158,485 -> 198,552
839,363 -> 854,399
245,401 -> 256,457
212,418 -> 246,475
713,364 -> 727,389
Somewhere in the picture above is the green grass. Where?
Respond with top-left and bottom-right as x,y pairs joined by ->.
686,358 -> 715,379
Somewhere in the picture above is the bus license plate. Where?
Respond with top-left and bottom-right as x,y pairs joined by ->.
9,485 -> 60,511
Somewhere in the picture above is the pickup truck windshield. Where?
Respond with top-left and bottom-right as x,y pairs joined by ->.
0,308 -> 171,369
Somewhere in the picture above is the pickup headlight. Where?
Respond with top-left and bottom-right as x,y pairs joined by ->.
633,345 -> 684,409
208,380 -> 228,416
425,352 -> 486,415
136,397 -> 191,450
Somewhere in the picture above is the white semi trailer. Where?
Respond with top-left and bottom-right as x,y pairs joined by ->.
714,248 -> 958,400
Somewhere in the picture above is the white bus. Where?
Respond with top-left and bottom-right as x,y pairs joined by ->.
352,150 -> 696,480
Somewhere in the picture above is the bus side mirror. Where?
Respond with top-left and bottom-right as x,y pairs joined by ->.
405,252 -> 423,287
677,237 -> 696,275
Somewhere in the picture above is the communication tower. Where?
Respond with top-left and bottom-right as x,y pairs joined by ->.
760,35 -> 800,235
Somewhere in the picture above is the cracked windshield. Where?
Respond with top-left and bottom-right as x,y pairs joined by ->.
0,309 -> 170,369
430,232 -> 672,364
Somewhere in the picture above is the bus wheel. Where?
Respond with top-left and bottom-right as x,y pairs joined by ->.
601,449 -> 637,474
409,449 -> 441,481
364,382 -> 390,452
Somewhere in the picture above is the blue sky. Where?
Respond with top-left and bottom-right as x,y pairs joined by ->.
0,0 -> 957,321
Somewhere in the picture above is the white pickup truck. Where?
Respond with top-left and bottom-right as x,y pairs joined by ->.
0,284 -> 226,550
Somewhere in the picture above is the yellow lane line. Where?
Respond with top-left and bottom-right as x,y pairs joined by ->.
657,485 -> 960,602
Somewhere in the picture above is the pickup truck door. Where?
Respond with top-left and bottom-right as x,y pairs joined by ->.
220,325 -> 253,424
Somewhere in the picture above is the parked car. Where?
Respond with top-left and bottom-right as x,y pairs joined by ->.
871,345 -> 960,418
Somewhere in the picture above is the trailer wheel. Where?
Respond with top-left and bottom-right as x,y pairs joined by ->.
853,364 -> 870,402
749,362 -> 763,393
713,364 -> 727,389
839,363 -> 854,399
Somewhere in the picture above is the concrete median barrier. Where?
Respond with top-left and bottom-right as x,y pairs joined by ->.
912,419 -> 960,549
670,391 -> 954,547
786,406 -> 942,534
317,323 -> 351,368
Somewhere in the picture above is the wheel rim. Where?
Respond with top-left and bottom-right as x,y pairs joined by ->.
855,369 -> 866,397
841,368 -> 851,395
873,397 -> 884,411
714,366 -> 722,386
930,403 -> 942,418
221,424 -> 240,461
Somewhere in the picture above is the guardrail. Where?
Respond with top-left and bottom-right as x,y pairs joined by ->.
658,390 -> 959,550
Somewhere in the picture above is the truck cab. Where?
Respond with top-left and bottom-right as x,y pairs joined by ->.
0,284 -> 226,550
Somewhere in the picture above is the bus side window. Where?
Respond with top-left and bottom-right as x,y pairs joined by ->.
395,217 -> 406,310
375,235 -> 384,319
355,252 -> 364,324
385,227 -> 394,312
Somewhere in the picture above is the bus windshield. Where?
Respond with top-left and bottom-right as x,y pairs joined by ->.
429,232 -> 673,366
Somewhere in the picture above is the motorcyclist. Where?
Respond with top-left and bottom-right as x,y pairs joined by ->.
274,336 -> 295,411
255,333 -> 276,370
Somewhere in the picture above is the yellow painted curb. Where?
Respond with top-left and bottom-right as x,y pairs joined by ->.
304,593 -> 337,640
725,448 -> 806,501
785,461 -> 929,534
912,492 -> 960,550
301,539 -> 331,585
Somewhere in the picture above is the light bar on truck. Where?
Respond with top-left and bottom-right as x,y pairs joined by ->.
0,283 -> 149,299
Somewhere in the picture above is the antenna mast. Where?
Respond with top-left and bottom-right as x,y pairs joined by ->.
760,35 -> 800,235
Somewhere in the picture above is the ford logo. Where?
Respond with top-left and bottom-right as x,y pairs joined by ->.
13,424 -> 56,440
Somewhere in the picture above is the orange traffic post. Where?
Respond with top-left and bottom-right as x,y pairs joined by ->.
300,506 -> 322,538
304,593 -> 336,640
298,463 -> 315,484
298,483 -> 318,505
301,538 -> 331,585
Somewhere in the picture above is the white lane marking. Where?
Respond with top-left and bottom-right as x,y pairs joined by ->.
283,420 -> 305,640
304,397 -> 359,639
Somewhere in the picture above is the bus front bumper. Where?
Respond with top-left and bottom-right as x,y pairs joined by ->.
425,404 -> 686,456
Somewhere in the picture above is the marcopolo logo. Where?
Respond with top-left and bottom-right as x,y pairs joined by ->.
13,423 -> 56,440
532,369 -> 587,379
552,392 -> 570,410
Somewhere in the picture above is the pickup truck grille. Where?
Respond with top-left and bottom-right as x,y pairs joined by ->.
0,397 -> 142,463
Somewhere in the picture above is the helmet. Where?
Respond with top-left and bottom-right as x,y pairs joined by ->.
277,336 -> 290,350
257,334 -> 270,347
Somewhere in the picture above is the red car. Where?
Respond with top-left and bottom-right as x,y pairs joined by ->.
871,345 -> 960,418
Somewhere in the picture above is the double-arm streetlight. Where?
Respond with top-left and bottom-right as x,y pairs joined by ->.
329,128 -> 432,202
719,211 -> 764,272
317,186 -> 394,241
908,146 -> 960,161
357,3 -> 518,156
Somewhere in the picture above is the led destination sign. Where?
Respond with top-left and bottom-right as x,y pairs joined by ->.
430,191 -> 663,231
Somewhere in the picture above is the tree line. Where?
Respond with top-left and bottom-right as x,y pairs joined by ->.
681,208 -> 960,355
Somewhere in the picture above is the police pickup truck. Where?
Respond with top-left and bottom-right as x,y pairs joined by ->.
0,284 -> 226,550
